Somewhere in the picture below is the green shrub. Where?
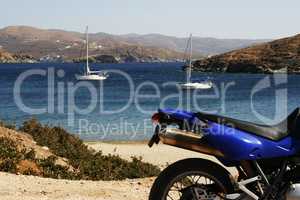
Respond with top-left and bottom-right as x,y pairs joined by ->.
37,156 -> 76,179
0,121 -> 16,130
0,159 -> 17,173
0,136 -> 75,178
0,119 -> 161,180
23,168 -> 39,176
0,137 -> 19,159
24,149 -> 36,160
20,119 -> 92,166
78,153 -> 136,181
19,118 -> 160,180
0,137 -> 20,173
125,156 -> 160,179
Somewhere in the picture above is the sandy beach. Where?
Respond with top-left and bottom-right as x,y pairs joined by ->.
0,142 -> 236,200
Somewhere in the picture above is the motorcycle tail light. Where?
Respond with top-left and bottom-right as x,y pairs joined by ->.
151,113 -> 161,124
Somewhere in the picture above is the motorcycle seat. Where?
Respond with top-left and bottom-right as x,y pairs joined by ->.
196,108 -> 300,141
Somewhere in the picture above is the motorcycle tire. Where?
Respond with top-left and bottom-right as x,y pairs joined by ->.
149,158 -> 234,200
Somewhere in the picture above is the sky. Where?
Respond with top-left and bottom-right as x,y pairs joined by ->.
1,0 -> 300,39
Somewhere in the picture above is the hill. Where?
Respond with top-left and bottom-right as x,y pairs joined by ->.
119,33 -> 268,55
0,26 -> 184,61
0,26 -> 267,63
193,34 -> 300,73
0,26 -> 184,62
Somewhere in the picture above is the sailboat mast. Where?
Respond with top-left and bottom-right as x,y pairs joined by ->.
86,26 -> 89,75
187,34 -> 192,83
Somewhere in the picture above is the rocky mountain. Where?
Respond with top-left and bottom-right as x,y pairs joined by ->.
0,26 -> 267,63
193,34 -> 300,73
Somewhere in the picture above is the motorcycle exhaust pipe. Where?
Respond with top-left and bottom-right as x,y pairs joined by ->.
159,128 -> 224,157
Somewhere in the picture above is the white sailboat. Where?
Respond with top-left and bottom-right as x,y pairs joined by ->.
76,26 -> 108,81
180,34 -> 212,90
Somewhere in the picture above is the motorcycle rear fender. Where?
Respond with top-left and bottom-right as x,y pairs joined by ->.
205,122 -> 300,161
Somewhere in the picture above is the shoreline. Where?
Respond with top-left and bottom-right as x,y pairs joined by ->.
0,61 -> 184,65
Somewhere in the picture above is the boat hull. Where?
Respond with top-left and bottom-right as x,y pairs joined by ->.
76,74 -> 107,81
180,82 -> 212,89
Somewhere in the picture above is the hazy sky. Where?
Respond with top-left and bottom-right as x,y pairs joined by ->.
2,0 -> 300,39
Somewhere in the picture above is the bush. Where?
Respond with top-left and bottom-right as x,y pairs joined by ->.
0,134 -> 77,178
19,119 -> 160,180
125,156 -> 160,179
78,153 -> 159,181
37,156 -> 76,179
23,168 -> 39,176
0,137 -> 21,173
24,149 -> 36,160
0,159 -> 17,173
20,119 -> 92,166
0,121 -> 16,130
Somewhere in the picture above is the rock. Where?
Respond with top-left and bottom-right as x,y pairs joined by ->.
123,54 -> 139,63
94,55 -> 119,63
0,49 -> 15,63
0,49 -> 37,63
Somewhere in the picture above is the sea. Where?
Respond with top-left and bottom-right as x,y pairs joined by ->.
0,62 -> 300,141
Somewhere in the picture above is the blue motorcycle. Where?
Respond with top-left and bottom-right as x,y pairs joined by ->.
148,108 -> 300,200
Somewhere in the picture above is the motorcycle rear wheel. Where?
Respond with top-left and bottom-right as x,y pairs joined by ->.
149,158 -> 234,200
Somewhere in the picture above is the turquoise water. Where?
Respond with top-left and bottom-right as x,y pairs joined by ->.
0,63 -> 300,141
